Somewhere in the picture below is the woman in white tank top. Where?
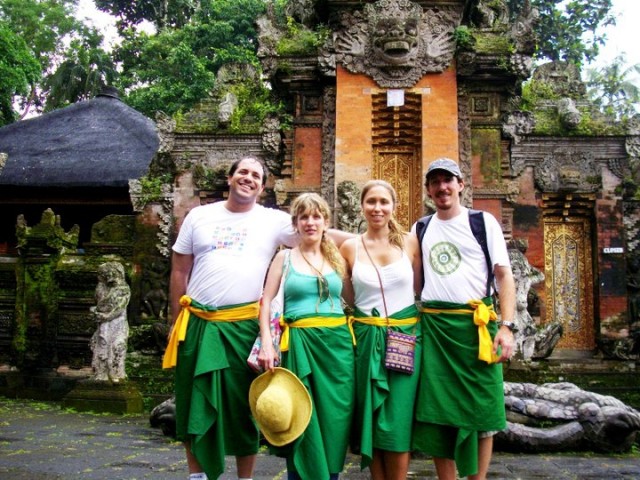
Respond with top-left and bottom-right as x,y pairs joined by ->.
340,180 -> 422,480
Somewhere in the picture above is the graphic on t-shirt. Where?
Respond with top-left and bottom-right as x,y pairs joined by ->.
429,241 -> 461,276
210,225 -> 247,252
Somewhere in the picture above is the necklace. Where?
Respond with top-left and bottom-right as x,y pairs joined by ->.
299,250 -> 325,276
298,250 -> 332,309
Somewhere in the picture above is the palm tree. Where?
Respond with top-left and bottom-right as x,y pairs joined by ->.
586,54 -> 640,120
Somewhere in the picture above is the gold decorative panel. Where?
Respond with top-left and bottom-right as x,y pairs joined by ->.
373,146 -> 421,229
371,92 -> 422,229
543,218 -> 595,350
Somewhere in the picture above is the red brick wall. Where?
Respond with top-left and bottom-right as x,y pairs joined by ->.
293,127 -> 323,187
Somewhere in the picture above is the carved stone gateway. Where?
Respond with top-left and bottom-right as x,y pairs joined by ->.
319,0 -> 462,88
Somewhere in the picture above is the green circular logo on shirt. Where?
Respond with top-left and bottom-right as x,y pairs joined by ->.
429,241 -> 461,275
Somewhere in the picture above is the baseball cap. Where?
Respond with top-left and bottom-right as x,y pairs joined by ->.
426,158 -> 463,180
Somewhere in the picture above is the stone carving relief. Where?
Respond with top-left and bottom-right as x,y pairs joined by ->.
472,0 -> 509,29
319,0 -> 462,88
90,261 -> 131,383
535,149 -> 600,193
497,382 -> 640,453
532,61 -> 586,99
155,112 -> 176,154
321,87 -> 337,208
261,115 -> 282,157
502,110 -> 535,144
509,0 -> 539,55
336,180 -> 364,233
557,97 -> 581,129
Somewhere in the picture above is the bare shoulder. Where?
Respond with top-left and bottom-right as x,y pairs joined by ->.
403,232 -> 419,251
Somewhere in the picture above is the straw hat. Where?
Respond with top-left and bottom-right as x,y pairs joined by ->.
249,367 -> 312,446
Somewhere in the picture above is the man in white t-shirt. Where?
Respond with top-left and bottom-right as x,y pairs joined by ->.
412,158 -> 516,480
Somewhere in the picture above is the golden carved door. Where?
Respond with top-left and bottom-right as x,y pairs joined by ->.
371,92 -> 422,229
373,146 -> 421,229
543,218 -> 595,350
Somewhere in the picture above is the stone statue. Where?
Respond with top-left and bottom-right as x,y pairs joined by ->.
508,239 -> 540,356
218,92 -> 238,126
496,382 -> 640,453
90,261 -> 131,382
336,180 -> 363,233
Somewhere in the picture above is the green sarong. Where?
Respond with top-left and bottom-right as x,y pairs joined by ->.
174,299 -> 260,480
352,304 -> 421,470
413,298 -> 506,477
277,313 -> 355,479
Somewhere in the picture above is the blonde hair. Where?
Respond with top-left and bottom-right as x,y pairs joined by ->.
290,193 -> 345,277
360,180 -> 405,250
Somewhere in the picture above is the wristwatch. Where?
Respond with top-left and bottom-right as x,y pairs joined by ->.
498,321 -> 518,333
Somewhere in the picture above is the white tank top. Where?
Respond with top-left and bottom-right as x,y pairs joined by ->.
351,240 -> 415,316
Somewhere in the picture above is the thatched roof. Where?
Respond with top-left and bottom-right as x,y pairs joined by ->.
0,89 -> 159,188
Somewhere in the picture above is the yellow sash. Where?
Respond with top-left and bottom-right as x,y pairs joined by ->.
420,300 -> 498,364
162,295 -> 259,369
351,316 -> 418,327
279,316 -> 355,352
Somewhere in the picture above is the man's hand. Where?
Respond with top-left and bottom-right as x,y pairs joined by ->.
494,326 -> 515,362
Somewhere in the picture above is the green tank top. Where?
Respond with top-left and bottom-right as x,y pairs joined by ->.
284,266 -> 343,319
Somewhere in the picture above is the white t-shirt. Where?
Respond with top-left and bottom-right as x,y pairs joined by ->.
172,202 -> 296,306
416,207 -> 510,303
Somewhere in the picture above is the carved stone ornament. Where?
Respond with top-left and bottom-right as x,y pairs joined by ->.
534,149 -> 599,193
155,112 -> 176,154
531,61 -> 586,99
319,0 -> 462,88
626,135 -> 640,158
509,0 -> 539,55
502,111 -> 535,144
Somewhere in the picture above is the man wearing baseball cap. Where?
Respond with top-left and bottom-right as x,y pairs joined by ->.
412,158 -> 516,480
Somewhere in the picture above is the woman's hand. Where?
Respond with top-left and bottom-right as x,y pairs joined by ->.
258,336 -> 279,372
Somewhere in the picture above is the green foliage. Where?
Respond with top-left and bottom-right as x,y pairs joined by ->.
43,30 -> 118,111
474,32 -> 512,55
586,54 -> 640,121
520,79 -> 562,110
0,0 -> 93,117
0,22 -> 40,125
227,82 -> 285,134
276,17 -> 329,56
114,0 -> 266,117
454,26 -> 476,52
137,174 -> 172,204
95,0 -> 196,31
509,0 -> 615,65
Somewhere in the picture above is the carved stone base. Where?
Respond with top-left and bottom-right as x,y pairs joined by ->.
63,379 -> 144,414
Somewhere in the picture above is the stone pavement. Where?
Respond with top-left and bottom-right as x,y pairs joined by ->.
1,397 -> 639,480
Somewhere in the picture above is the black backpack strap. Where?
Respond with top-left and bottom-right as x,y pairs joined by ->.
415,214 -> 433,253
468,209 -> 493,297
415,215 -> 433,289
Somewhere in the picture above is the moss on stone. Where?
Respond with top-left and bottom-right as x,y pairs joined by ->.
473,32 -> 513,55
472,129 -> 503,185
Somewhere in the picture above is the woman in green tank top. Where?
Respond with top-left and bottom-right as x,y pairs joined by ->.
258,193 -> 355,480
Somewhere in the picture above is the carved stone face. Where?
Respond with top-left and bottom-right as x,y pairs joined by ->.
559,166 -> 581,192
371,15 -> 419,67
